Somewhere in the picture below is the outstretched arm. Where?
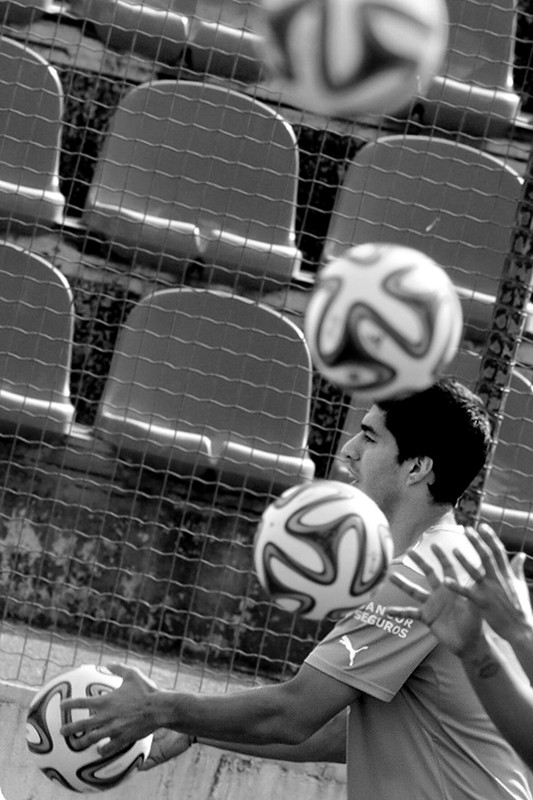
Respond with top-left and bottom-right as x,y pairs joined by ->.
142,711 -> 347,771
199,710 -> 347,763
387,535 -> 533,770
60,662 -> 355,761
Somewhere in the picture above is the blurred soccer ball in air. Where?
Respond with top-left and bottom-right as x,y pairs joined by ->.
26,664 -> 152,793
304,243 -> 463,400
254,480 -> 393,620
254,0 -> 449,117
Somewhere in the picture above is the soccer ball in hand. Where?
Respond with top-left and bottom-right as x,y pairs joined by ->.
254,480 -> 393,620
26,664 -> 152,793
304,243 -> 463,400
254,0 -> 449,118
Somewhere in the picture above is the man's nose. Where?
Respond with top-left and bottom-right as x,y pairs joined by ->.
341,435 -> 360,462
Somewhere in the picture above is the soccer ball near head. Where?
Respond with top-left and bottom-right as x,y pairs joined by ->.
254,0 -> 449,118
26,664 -> 152,793
254,480 -> 393,620
304,243 -> 463,400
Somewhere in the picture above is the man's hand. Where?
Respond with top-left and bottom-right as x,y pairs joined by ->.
141,729 -> 193,771
386,545 -> 482,656
60,663 -> 160,757
443,524 -> 533,641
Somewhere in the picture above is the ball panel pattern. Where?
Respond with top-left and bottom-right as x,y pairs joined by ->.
255,0 -> 449,117
27,681 -> 70,756
254,481 -> 393,620
26,665 -> 152,794
41,766 -> 78,791
77,745 -> 148,790
304,244 -> 463,399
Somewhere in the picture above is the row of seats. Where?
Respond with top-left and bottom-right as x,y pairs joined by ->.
0,33 -> 529,324
0,239 -> 315,493
1,237 -> 531,532
20,0 -> 521,137
73,0 -> 262,84
0,35 -> 302,286
87,105 -> 533,342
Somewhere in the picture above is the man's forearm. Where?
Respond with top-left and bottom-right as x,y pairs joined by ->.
459,631 -> 533,769
150,682 -> 319,747
198,711 -> 348,764
501,623 -> 533,686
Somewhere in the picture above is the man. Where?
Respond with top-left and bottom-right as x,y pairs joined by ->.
60,379 -> 532,799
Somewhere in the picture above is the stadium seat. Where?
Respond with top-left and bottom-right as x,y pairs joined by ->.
0,36 -> 65,229
324,134 -> 531,344
444,350 -> 533,551
418,0 -> 520,136
83,80 -> 302,286
330,350 -> 533,551
0,241 -> 75,439
188,20 -> 263,83
94,288 -> 315,491
66,0 -> 189,65
0,0 -> 52,26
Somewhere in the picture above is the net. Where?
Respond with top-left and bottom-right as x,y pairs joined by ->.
0,0 -> 529,698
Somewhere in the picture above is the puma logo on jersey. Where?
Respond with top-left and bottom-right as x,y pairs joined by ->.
340,635 -> 368,666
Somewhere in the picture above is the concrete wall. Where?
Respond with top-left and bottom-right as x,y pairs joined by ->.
0,683 -> 346,800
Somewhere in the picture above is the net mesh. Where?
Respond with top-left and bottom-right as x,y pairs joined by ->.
0,0 -> 529,694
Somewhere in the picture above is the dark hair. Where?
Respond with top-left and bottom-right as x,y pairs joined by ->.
377,378 -> 492,505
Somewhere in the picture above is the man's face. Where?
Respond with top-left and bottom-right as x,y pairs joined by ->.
340,405 -> 405,517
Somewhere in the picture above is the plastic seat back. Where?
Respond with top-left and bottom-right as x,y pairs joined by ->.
420,0 -> 520,136
84,81 -> 301,283
0,241 -> 75,437
0,0 -> 52,26
95,289 -> 315,488
444,350 -> 533,548
188,20 -> 263,83
442,351 -> 533,512
325,135 -> 526,341
444,0 -> 516,90
0,36 -> 65,226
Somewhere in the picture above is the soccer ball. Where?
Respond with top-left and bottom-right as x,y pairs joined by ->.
254,480 -> 393,620
26,664 -> 152,793
254,0 -> 449,117
304,243 -> 463,400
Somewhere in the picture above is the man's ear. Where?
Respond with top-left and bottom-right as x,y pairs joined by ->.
406,455 -> 434,486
